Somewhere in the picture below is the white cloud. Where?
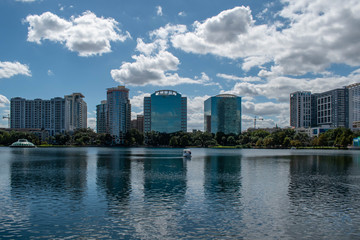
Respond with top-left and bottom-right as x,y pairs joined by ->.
136,38 -> 167,55
25,11 -> 130,56
0,61 -> 31,79
87,117 -> 96,129
217,73 -> 261,82
171,6 -> 274,60
156,6 -> 163,16
150,24 -> 187,40
187,95 -> 211,131
178,12 -> 186,17
223,68 -> 360,103
171,1 -> 360,75
111,23 -> 216,87
0,95 -> 10,108
16,0 -> 37,2
47,69 -> 54,76
130,91 -> 150,110
111,50 -> 214,86
242,101 -> 288,116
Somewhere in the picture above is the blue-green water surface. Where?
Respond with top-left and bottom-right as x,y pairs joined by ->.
1,147 -> 360,239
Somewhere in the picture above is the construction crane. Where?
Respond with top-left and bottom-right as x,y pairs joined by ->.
2,114 -> 10,128
254,116 -> 263,129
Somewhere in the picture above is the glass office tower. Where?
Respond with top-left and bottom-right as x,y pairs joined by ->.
96,100 -> 107,134
144,90 -> 187,133
204,94 -> 242,134
107,86 -> 131,144
347,83 -> 360,129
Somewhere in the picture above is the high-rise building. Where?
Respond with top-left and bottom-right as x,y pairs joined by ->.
312,88 -> 349,128
10,97 -> 25,129
131,115 -> 144,133
347,83 -> 360,129
144,90 -> 187,133
290,91 -> 312,128
65,93 -> 87,132
107,86 -> 131,144
96,100 -> 107,134
10,96 -> 66,136
290,87 -> 350,129
50,97 -> 66,136
204,94 -> 242,135
10,93 -> 85,136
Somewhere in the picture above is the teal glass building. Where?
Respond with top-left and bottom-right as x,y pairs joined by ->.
144,90 -> 187,133
204,94 -> 242,134
107,86 -> 131,144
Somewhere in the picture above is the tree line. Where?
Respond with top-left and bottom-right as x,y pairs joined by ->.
0,127 -> 358,148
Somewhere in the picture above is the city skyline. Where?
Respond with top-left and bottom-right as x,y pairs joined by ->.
1,0 -> 360,131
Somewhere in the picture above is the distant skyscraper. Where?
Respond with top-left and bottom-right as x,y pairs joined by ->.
290,91 -> 312,128
107,86 -> 131,143
131,115 -> 144,133
64,93 -> 87,132
204,94 -> 242,134
347,83 -> 360,129
144,90 -> 187,133
96,100 -> 107,134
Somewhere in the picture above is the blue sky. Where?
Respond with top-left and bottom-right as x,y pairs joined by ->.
1,0 -> 360,131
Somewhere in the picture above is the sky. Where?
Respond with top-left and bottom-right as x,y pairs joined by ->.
1,0 -> 360,131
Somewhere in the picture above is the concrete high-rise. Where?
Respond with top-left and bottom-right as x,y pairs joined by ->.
144,90 -> 187,133
10,96 -> 66,136
290,91 -> 312,128
204,94 -> 242,135
290,87 -> 350,129
65,93 -> 87,132
131,115 -> 144,133
107,86 -> 131,144
347,83 -> 360,129
312,88 -> 348,128
96,100 -> 107,134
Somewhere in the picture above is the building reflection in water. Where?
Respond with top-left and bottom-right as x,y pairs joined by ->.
8,148 -> 88,237
10,148 -> 88,200
95,148 -> 188,239
182,154 -> 244,236
287,153 -> 360,239
140,149 -> 187,238
96,149 -> 132,205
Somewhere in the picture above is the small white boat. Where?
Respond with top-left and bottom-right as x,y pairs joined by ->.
10,139 -> 36,148
183,149 -> 191,158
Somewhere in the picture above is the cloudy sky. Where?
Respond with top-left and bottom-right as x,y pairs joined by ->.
1,0 -> 360,131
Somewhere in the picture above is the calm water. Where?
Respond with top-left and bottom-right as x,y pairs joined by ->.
1,147 -> 360,239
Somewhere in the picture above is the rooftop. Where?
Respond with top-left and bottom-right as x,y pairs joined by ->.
154,90 -> 179,96
215,94 -> 238,98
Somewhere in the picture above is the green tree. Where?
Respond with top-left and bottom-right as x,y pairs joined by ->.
215,132 -> 226,145
179,135 -> 190,147
255,138 -> 263,147
169,136 -> 179,147
283,137 -> 291,148
263,136 -> 274,147
227,136 -> 236,146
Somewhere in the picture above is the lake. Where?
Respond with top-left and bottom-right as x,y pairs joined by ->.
1,147 -> 360,239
